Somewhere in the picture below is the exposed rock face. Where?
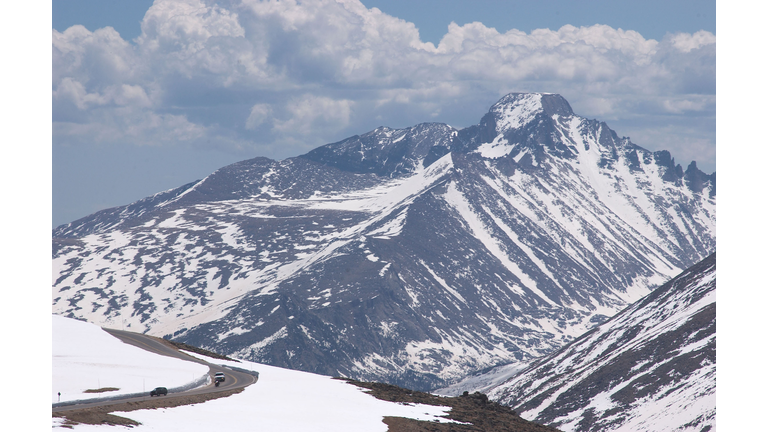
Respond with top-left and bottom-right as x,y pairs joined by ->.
52,93 -> 716,390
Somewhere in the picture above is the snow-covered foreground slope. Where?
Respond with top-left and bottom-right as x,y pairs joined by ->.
104,355 -> 459,432
52,315 -> 208,404
484,253 -> 716,432
52,315 -> 461,431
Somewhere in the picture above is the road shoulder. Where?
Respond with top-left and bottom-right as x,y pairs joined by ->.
54,386 -> 245,427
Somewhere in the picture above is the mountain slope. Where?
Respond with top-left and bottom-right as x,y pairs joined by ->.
485,253 -> 716,432
52,93 -> 715,390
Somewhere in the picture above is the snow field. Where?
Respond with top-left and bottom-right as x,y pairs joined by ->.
142,351 -> 463,432
52,315 -> 209,404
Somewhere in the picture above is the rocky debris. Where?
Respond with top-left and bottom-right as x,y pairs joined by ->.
342,379 -> 560,432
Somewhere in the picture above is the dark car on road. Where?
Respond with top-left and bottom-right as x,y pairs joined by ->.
150,387 -> 168,397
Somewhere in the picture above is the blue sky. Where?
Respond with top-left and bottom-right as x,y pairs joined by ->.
53,0 -> 715,45
52,0 -> 716,228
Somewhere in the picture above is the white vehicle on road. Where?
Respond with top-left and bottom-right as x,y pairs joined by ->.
214,372 -> 225,386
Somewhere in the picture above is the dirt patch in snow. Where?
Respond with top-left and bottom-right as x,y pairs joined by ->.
83,387 -> 120,394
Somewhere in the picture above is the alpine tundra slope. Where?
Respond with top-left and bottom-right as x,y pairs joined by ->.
52,93 -> 715,390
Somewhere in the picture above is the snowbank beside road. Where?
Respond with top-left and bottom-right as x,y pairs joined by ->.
52,315 -> 208,404
52,315 -> 462,431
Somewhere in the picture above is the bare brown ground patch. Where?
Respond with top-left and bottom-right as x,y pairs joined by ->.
340,378 -> 561,432
56,412 -> 140,428
53,387 -> 244,427
83,387 -> 120,394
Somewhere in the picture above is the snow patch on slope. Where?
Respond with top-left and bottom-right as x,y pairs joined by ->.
476,135 -> 514,159
492,93 -> 543,132
442,181 -> 556,307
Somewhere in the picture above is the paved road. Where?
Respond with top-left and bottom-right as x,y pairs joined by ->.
53,328 -> 258,413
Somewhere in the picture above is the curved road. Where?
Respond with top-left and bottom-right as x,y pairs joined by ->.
53,328 -> 258,413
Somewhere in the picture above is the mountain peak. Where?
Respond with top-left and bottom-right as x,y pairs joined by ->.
489,93 -> 573,133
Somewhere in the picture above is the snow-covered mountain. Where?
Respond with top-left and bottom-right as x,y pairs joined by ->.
482,252 -> 716,432
52,92 -> 716,390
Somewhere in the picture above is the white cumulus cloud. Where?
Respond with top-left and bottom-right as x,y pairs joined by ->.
273,95 -> 354,136
52,0 -> 715,168
669,30 -> 717,53
246,103 -> 273,130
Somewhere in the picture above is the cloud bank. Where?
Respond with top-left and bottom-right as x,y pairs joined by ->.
53,0 -> 715,169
